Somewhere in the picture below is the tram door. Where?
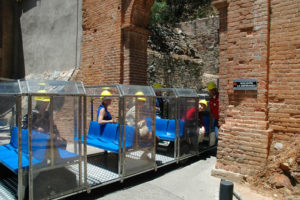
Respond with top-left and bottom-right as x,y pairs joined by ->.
177,93 -> 199,158
0,81 -> 25,200
28,81 -> 84,200
120,86 -> 156,177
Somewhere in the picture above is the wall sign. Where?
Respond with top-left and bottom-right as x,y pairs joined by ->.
233,79 -> 257,90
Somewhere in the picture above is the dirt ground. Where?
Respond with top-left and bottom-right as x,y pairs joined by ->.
247,141 -> 300,200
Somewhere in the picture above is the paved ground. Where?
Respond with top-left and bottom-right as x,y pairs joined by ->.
70,152 -> 273,200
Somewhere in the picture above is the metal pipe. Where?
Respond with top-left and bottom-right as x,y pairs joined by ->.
118,97 -> 122,176
28,95 -> 33,200
50,96 -> 54,167
219,179 -> 233,200
17,95 -> 23,200
122,96 -> 126,180
78,96 -> 82,187
153,96 -> 157,171
83,96 -> 89,191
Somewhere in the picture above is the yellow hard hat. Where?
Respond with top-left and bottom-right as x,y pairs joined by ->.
153,83 -> 162,89
100,90 -> 112,100
207,82 -> 217,90
34,90 -> 50,102
199,99 -> 208,107
135,91 -> 146,101
38,82 -> 46,86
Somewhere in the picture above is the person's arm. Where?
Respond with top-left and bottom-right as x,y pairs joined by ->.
98,108 -> 114,124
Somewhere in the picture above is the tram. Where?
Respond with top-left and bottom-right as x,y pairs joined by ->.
0,80 -> 216,200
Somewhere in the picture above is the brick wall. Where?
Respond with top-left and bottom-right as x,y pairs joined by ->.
73,0 -> 122,86
212,0 -> 300,182
73,0 -> 154,86
213,0 -> 272,176
268,0 -> 300,162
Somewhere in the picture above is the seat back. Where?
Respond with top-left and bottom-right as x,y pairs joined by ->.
156,118 -> 168,133
87,121 -> 100,138
10,126 -> 29,153
146,117 -> 153,132
31,130 -> 50,161
10,127 -> 50,161
100,123 -> 118,142
167,119 -> 176,136
115,125 -> 135,148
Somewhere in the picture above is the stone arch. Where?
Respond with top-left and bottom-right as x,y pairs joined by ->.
121,0 -> 154,85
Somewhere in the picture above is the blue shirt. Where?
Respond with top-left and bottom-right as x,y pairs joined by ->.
97,105 -> 112,121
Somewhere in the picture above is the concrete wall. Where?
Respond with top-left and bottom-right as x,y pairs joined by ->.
21,0 -> 82,80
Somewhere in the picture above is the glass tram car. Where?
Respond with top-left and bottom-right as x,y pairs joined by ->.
0,80 -> 216,200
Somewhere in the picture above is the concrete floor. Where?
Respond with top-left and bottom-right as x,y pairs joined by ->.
70,151 -> 273,200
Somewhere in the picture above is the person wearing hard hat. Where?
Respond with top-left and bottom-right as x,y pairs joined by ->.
97,90 -> 115,124
126,91 -> 147,129
185,99 -> 207,138
207,81 -> 219,140
126,91 -> 153,160
153,83 -> 164,118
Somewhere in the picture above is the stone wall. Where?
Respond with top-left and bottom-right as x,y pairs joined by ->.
147,17 -> 219,91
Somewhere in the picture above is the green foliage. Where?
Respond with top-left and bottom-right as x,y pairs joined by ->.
149,0 -> 216,26
149,1 -> 169,25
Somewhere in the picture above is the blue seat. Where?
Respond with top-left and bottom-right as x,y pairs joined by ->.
87,121 -> 100,138
99,123 -> 118,143
155,118 -> 168,139
157,119 -> 185,141
86,124 -> 135,153
146,117 -> 153,132
0,127 -> 78,174
115,125 -> 135,148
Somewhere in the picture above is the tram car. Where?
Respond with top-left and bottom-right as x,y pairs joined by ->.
0,80 -> 216,200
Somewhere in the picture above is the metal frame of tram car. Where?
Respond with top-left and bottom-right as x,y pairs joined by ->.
154,88 -> 200,164
0,79 -> 86,200
83,84 -> 157,189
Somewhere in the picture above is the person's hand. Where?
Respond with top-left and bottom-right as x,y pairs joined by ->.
111,119 -> 116,123
200,126 -> 205,134
37,127 -> 44,132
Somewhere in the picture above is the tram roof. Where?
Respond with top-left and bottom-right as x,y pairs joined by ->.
154,88 -> 198,97
0,79 -> 86,96
0,79 -> 22,95
84,84 -> 156,97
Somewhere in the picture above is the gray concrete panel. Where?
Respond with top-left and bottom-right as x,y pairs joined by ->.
21,0 -> 82,79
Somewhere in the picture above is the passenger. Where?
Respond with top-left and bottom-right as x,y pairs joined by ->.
126,91 -> 151,139
97,90 -> 115,124
185,99 -> 207,143
207,81 -> 219,141
153,83 -> 164,118
197,99 -> 208,143
22,89 -> 67,149
126,91 -> 155,160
